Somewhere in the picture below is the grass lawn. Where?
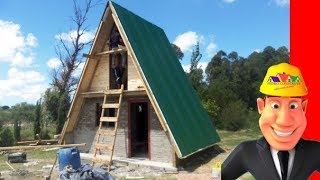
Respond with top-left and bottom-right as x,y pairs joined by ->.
217,128 -> 262,151
0,149 -> 58,171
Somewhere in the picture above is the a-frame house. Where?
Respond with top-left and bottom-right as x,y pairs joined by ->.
60,1 -> 220,167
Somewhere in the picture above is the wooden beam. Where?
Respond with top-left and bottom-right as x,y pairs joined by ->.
95,48 -> 127,55
0,143 -> 86,151
80,89 -> 147,98
17,140 -> 58,146
83,53 -> 100,59
83,48 -> 127,59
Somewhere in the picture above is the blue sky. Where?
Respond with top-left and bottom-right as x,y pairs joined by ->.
0,0 -> 288,106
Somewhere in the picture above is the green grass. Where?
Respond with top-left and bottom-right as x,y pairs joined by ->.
20,123 -> 57,141
217,128 -> 262,150
0,149 -> 58,171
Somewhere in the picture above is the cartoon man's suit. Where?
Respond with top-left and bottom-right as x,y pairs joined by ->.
222,63 -> 320,179
222,137 -> 320,179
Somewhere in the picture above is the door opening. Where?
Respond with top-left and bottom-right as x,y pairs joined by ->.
129,102 -> 149,158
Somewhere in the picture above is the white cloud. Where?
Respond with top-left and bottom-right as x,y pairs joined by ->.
182,64 -> 191,72
26,33 -> 38,47
181,61 -> 208,74
223,0 -> 236,3
198,62 -> 209,74
274,0 -> 289,6
11,52 -> 34,67
72,62 -> 85,77
47,58 -> 62,69
55,29 -> 95,45
0,68 -> 47,102
253,49 -> 261,53
0,20 -> 37,67
205,43 -> 218,58
173,31 -> 200,53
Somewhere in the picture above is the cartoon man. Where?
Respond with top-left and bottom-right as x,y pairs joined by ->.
222,63 -> 320,179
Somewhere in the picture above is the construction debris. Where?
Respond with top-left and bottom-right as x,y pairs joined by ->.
8,152 -> 27,163
5,161 -> 15,170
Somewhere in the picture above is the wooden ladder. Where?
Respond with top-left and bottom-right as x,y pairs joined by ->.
92,84 -> 124,171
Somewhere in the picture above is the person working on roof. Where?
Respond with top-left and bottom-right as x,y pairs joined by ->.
222,63 -> 320,179
113,57 -> 123,88
110,26 -> 126,88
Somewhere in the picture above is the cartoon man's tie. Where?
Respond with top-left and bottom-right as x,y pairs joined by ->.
278,151 -> 289,180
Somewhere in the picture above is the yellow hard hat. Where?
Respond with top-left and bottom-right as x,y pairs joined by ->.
260,63 -> 308,97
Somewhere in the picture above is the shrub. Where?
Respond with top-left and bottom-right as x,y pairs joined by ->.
218,100 -> 248,131
39,129 -> 51,140
0,128 -> 15,146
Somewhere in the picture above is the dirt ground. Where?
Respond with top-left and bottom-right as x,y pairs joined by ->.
0,145 -> 253,180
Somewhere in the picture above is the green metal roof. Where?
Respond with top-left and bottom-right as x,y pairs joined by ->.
112,2 -> 220,157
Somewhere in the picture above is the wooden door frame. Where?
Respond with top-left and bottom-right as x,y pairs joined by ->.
128,98 -> 150,159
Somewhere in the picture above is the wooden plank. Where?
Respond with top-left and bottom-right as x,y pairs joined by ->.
98,129 -> 116,136
82,53 -> 100,59
95,144 -> 112,151
80,89 -> 146,98
0,143 -> 86,151
102,103 -> 119,109
95,48 -> 127,55
100,117 -> 117,122
92,157 -> 110,164
105,88 -> 123,95
17,140 -> 58,146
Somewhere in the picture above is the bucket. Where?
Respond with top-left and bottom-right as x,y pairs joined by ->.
58,147 -> 81,171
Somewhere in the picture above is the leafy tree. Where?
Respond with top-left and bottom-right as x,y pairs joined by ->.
187,42 -> 205,92
206,50 -> 230,83
1,106 -> 10,110
202,98 -> 220,120
0,128 -> 15,147
13,117 -> 21,142
43,88 -> 60,122
218,100 -> 248,131
57,93 -> 70,134
0,109 -> 11,129
171,43 -> 184,60
11,102 -> 36,141
34,99 -> 41,139
201,45 -> 289,130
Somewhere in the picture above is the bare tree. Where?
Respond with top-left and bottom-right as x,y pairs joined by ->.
53,0 -> 96,94
49,0 -> 102,133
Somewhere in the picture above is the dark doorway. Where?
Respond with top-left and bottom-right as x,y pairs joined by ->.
129,102 -> 149,158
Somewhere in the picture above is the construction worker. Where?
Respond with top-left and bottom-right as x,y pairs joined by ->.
222,63 -> 320,179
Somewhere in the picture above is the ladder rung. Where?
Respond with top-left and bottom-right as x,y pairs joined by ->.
100,117 -> 118,122
98,129 -> 116,136
92,157 -> 110,164
105,89 -> 123,95
102,103 -> 119,109
95,144 -> 113,151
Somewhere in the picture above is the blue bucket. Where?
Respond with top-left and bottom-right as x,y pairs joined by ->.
58,147 -> 81,171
